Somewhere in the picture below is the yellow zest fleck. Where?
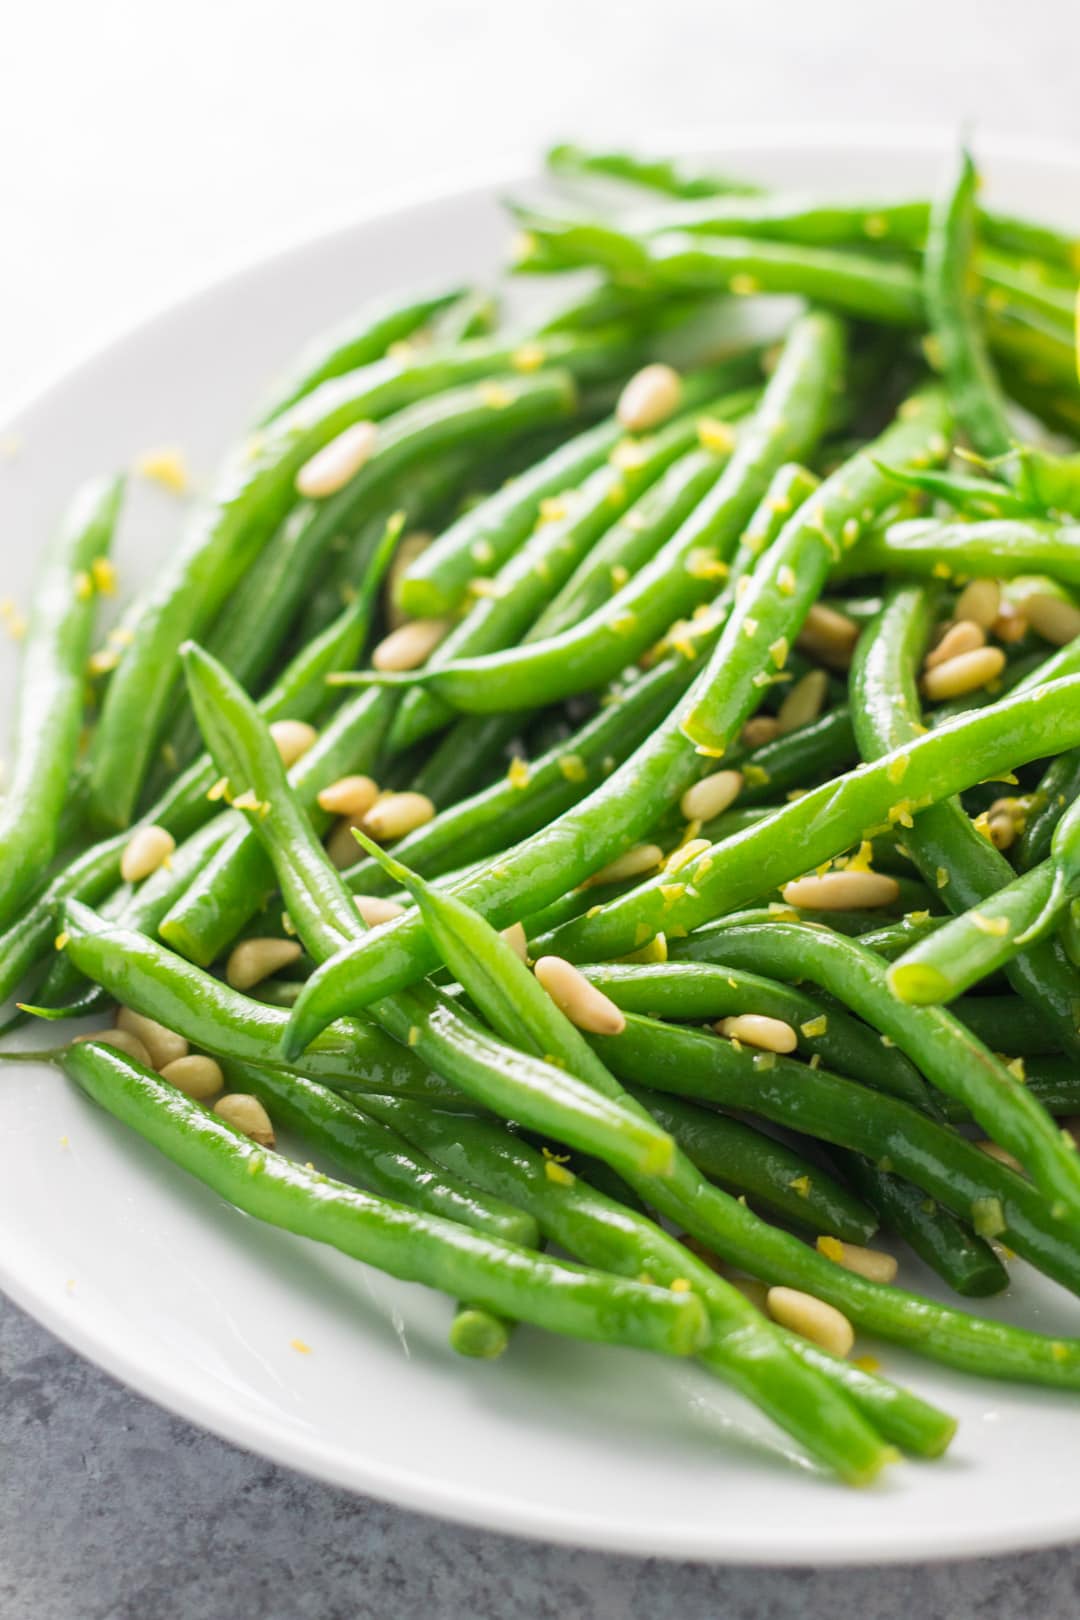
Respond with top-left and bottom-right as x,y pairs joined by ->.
669,1278 -> 692,1294
789,1175 -> 812,1199
742,617 -> 759,639
407,1026 -> 421,1047
87,647 -> 119,675
659,883 -> 687,907
818,1235 -> 844,1263
54,931 -> 69,951
697,416 -> 736,453
539,495 -> 569,524
470,538 -> 495,565
886,800 -> 915,829
1007,1056 -> 1027,1082
886,754 -> 909,785
853,1354 -> 881,1374
931,560 -> 952,579
620,932 -> 668,964
800,1015 -> 828,1038
769,636 -> 789,669
91,557 -> 118,595
231,790 -> 268,815
478,382 -> 512,409
686,547 -> 729,581
809,1053 -> 822,1069
207,776 -> 230,803
863,213 -> 888,238
0,598 -> 27,640
610,563 -> 630,589
468,576 -> 505,599
729,273 -> 760,296
511,341 -> 545,373
585,904 -> 603,919
971,1196 -> 1006,1239
777,565 -> 796,597
666,838 -> 709,876
610,438 -> 649,471
971,911 -> 1010,938
608,612 -> 638,637
743,764 -> 770,788
633,922 -> 653,947
507,756 -> 530,790
74,570 -> 93,602
290,1337 -> 313,1354
935,866 -> 949,890
136,446 -> 190,493
558,753 -> 587,784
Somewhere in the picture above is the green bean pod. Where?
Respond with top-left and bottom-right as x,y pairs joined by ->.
843,516 -> 1080,585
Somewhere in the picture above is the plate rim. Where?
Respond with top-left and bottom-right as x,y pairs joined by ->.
5,122 -> 1080,1566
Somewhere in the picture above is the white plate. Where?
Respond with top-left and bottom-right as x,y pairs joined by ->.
3,128 -> 1080,1566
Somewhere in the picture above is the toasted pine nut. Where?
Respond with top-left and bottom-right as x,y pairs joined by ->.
362,791 -> 435,842
796,602 -> 859,669
75,1028 -> 152,1067
776,668 -> 828,734
116,1007 -> 188,1070
534,955 -> 626,1035
214,1093 -> 275,1147
740,714 -> 781,749
226,937 -> 302,991
327,819 -> 362,869
1022,592 -> 1080,647
586,843 -> 663,887
372,616 -> 451,672
955,578 -> 1001,630
316,775 -> 379,819
616,363 -> 682,432
986,812 -> 1016,852
924,619 -> 985,670
766,1286 -> 855,1357
387,530 -> 432,629
717,1013 -> 797,1053
160,1054 -> 224,1101
781,870 -> 900,910
269,719 -> 318,766
501,921 -> 529,961
680,769 -> 743,823
992,606 -> 1028,645
977,1139 -> 1026,1175
120,824 -> 175,883
295,421 -> 377,497
354,894 -> 406,927
816,1235 -> 898,1284
922,645 -> 1006,701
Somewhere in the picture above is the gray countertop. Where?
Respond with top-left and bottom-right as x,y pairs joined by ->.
5,2 -> 1080,1614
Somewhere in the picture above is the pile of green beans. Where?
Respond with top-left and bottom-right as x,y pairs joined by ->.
9,139 -> 1080,1494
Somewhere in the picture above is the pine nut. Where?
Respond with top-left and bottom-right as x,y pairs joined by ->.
781,870 -> 900,910
501,921 -> 529,961
533,955 -> 626,1035
740,714 -> 781,749
816,1235 -> 898,1284
992,605 -> 1028,644
372,616 -> 451,672
777,668 -> 828,734
924,618 -> 985,670
160,1054 -> 224,1100
977,1139 -> 1026,1176
955,578 -> 1001,630
586,843 -> 663,887
74,1028 -> 152,1067
922,645 -> 1006,701
116,1007 -> 188,1070
986,812 -> 1016,852
269,719 -> 318,766
362,791 -> 435,841
615,363 -> 682,432
214,1093 -> 275,1147
387,531 -> 432,629
717,1013 -> 797,1053
354,894 -> 406,927
766,1286 -> 855,1357
226,937 -> 302,991
1022,592 -> 1080,647
796,603 -> 859,668
295,421 -> 377,497
316,775 -> 379,819
680,769 -> 743,822
120,824 -> 175,883
327,819 -> 362,869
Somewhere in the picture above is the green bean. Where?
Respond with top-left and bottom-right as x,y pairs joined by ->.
846,515 -> 1080,585
923,148 -> 1013,460
255,284 -> 466,422
0,476 -> 123,929
181,642 -> 677,1180
220,1058 -> 536,1245
579,961 -> 928,1107
851,581 -> 1080,1054
661,916 -> 1080,1224
536,674 -> 1080,968
344,831 -> 893,1484
630,1089 -> 875,1240
1019,750 -> 1080,869
954,995 -> 1065,1056
60,1041 -> 706,1359
352,314 -> 845,717
839,1155 -> 1008,1298
545,142 -> 763,200
87,328 -> 623,828
594,1012 -> 1080,1298
385,372 -> 755,751
874,463 -> 1040,519
853,912 -> 951,958
448,1307 -> 512,1360
680,389 -> 949,754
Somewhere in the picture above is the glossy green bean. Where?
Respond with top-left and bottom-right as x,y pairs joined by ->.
1018,750 -> 1080,869
61,1041 -> 705,1358
0,475 -> 123,929
845,516 -> 1080,585
840,1155 -> 1007,1299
